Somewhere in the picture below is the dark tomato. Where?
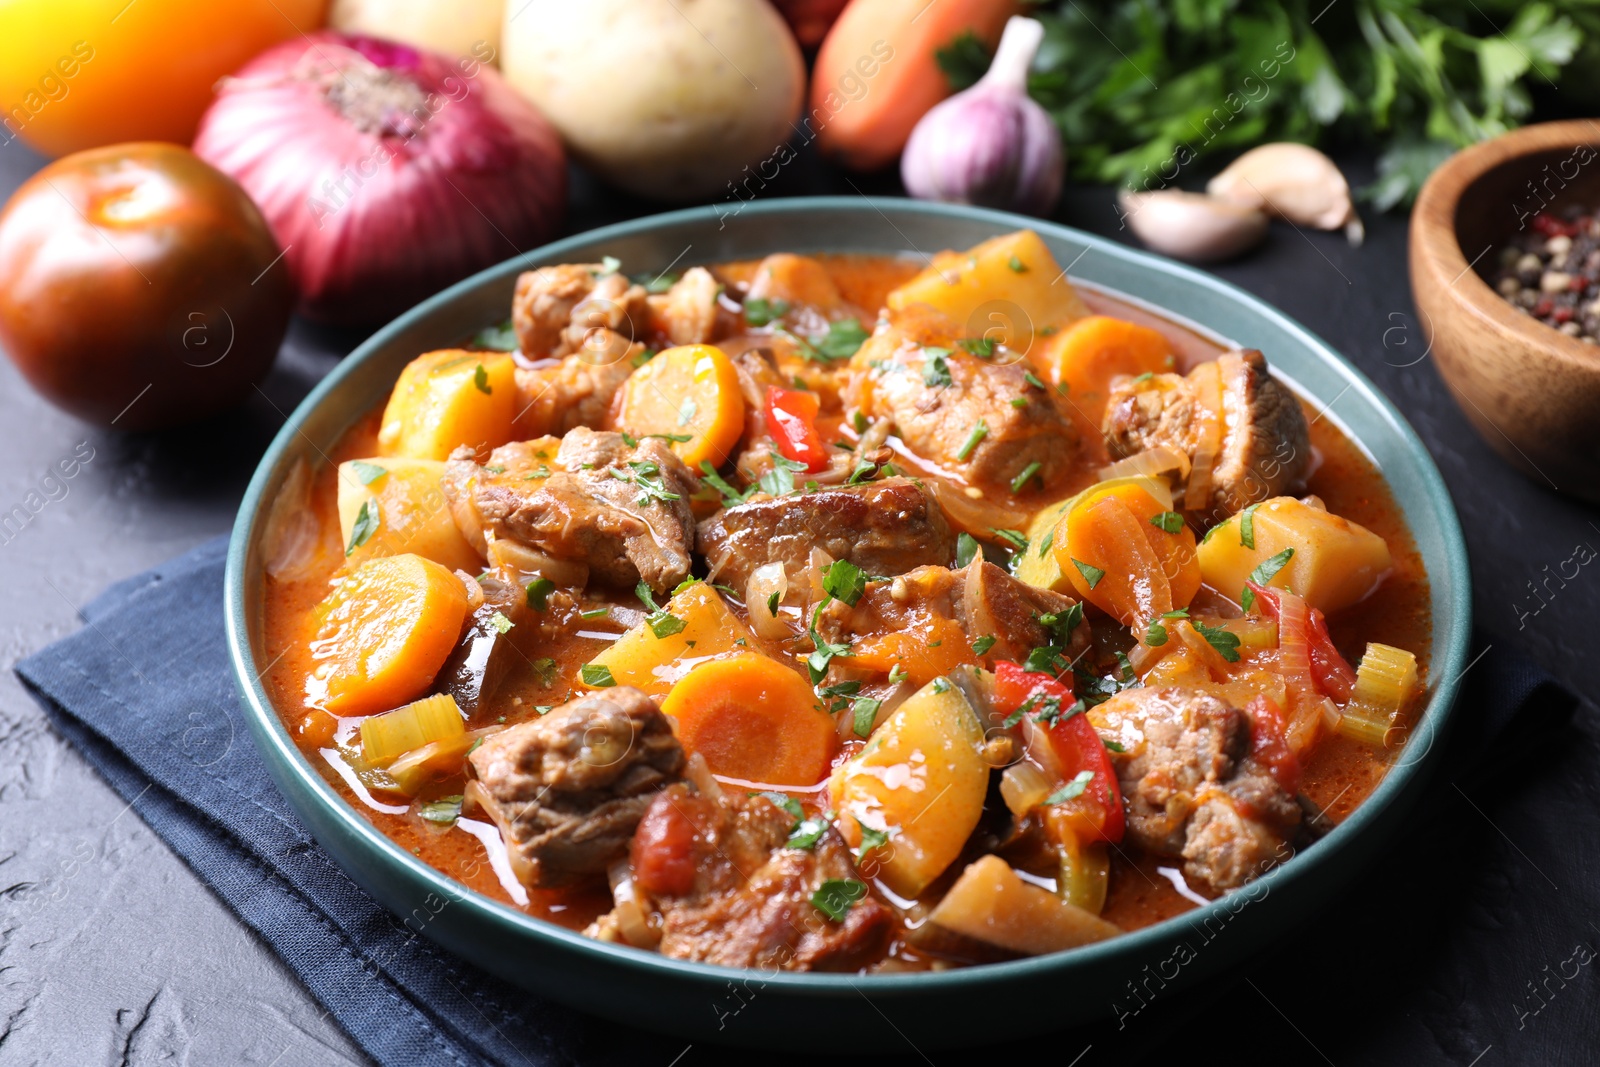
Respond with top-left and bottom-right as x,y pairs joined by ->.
630,792 -> 698,897
0,142 -> 292,430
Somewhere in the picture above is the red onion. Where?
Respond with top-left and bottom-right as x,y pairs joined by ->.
194,32 -> 566,324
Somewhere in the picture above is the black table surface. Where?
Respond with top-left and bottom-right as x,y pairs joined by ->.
1,138 -> 1595,1067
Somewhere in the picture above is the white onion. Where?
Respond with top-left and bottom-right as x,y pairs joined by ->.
745,562 -> 791,640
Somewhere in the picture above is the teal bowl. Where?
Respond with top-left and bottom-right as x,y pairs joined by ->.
225,198 -> 1471,1051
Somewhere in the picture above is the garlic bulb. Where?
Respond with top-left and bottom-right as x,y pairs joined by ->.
1207,143 -> 1364,245
901,16 -> 1063,216
1117,189 -> 1268,263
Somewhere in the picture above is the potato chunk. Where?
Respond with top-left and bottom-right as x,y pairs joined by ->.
336,457 -> 480,573
914,856 -> 1120,960
886,230 -> 1090,350
581,581 -> 755,696
1198,496 -> 1392,613
828,677 -> 988,899
378,349 -> 516,461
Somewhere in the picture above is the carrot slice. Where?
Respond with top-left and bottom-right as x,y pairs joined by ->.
618,343 -> 745,468
1057,494 -> 1173,628
1033,315 -> 1175,427
847,614 -> 973,689
1060,482 -> 1198,616
308,553 -> 469,716
660,652 -> 837,787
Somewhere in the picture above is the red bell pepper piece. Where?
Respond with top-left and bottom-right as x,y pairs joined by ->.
763,386 -> 828,473
1247,581 -> 1357,704
992,662 -> 1125,845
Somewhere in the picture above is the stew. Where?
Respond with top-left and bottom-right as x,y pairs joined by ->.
259,230 -> 1430,972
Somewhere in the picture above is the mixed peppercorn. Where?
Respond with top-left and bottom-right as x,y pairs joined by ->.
1491,210 -> 1600,342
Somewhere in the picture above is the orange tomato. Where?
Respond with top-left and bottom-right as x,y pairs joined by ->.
0,0 -> 326,157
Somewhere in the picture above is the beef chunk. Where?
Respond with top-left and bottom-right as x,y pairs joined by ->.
648,266 -> 724,346
438,575 -> 530,720
468,688 -> 685,889
443,428 -> 696,593
512,264 -> 648,358
630,784 -> 892,971
1093,687 -> 1299,890
814,562 -> 1091,673
512,345 -> 639,441
848,308 -> 1079,495
1102,349 -> 1310,520
697,477 -> 956,591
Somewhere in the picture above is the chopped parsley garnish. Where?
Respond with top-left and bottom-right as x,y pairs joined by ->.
418,795 -> 464,824
846,460 -> 877,484
579,607 -> 610,620
1002,693 -> 1038,729
757,791 -> 803,820
489,612 -> 515,635
610,460 -> 683,508
815,318 -> 869,360
630,348 -> 657,369
1010,461 -> 1042,493
971,634 -> 997,656
1072,558 -> 1106,589
594,255 -> 621,275
1103,738 -> 1126,753
345,499 -> 378,556
812,878 -> 868,921
1008,255 -> 1028,273
621,431 -> 693,447
1045,770 -> 1097,805
851,697 -> 881,738
1163,608 -> 1191,618
992,528 -> 1029,551
1039,602 -> 1085,647
350,460 -> 387,485
637,271 -> 679,295
786,811 -> 833,850
959,336 -> 996,358
1009,397 -> 1028,408
931,677 -> 951,693
581,663 -> 616,687
525,577 -> 555,611
472,319 -> 518,351
744,297 -> 790,326
955,532 -> 980,568
1145,619 -> 1169,646
531,658 -> 558,687
698,461 -> 752,507
1194,620 -> 1243,662
956,419 -> 989,461
1241,586 -> 1257,612
1023,371 -> 1047,391
1239,503 -> 1262,549
821,559 -> 868,607
484,464 -> 506,475
1150,511 -> 1184,534
636,582 -> 687,639
921,347 -> 954,388
472,363 -> 491,394
1039,529 -> 1055,558
766,590 -> 781,618
1131,371 -> 1154,383
852,411 -> 869,435
855,820 -> 891,863
757,454 -> 809,497
1249,547 -> 1295,587
1024,645 -> 1068,675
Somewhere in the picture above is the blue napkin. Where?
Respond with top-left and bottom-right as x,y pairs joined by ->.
15,536 -> 1577,1066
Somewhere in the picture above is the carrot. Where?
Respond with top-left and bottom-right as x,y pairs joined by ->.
848,614 -> 973,687
378,349 -> 516,462
1058,493 -> 1173,628
1033,316 -> 1176,428
1061,482 -> 1199,617
661,653 -> 838,787
812,0 -> 1020,171
617,343 -> 745,469
309,553 -> 469,716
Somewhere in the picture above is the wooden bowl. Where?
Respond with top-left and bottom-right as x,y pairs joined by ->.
1411,119 -> 1600,501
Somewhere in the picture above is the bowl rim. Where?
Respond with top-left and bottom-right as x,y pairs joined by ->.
226,195 -> 1472,995
1412,117 -> 1600,370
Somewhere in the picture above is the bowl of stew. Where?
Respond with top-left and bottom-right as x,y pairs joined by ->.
226,197 -> 1470,1049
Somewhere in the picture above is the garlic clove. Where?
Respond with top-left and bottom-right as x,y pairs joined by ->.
901,16 -> 1064,217
1207,143 -> 1363,245
1117,189 -> 1268,263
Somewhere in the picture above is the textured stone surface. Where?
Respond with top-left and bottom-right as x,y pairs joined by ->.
0,136 -> 1594,1067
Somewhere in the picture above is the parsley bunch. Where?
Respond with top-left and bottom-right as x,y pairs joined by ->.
941,0 -> 1585,207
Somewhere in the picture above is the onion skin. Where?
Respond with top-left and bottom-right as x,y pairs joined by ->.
193,33 -> 567,325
